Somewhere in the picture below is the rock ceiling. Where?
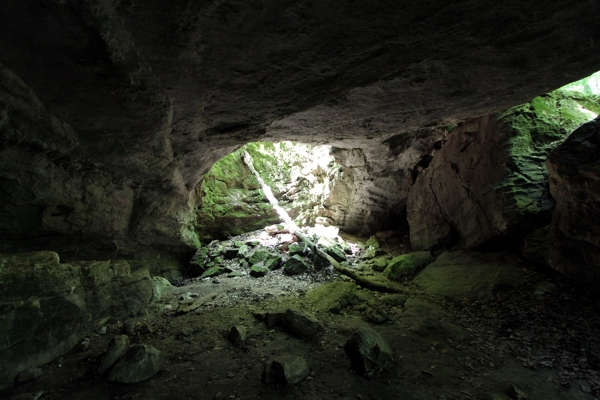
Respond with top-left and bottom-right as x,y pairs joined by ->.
2,0 -> 600,257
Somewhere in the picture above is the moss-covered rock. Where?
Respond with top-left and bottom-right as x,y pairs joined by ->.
370,257 -> 389,272
383,251 -> 435,281
283,255 -> 310,275
199,266 -> 224,279
250,265 -> 269,277
305,281 -> 356,313
288,242 -> 307,256
408,88 -> 600,251
264,256 -> 282,271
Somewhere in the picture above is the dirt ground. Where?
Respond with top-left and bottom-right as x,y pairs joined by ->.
7,233 -> 600,400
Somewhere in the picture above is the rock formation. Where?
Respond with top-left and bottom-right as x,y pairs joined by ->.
524,117 -> 600,281
407,91 -> 599,251
0,252 -> 153,380
2,1 -> 600,258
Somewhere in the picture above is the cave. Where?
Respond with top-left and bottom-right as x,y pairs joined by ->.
3,1 -> 600,399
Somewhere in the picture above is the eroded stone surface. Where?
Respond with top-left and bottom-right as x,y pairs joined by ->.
408,91 -> 599,251
0,252 -> 153,380
2,1 -> 600,256
524,117 -> 600,281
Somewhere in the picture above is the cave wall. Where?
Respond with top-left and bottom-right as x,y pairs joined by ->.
407,90 -> 600,251
524,117 -> 600,281
323,128 -> 445,235
2,1 -> 600,258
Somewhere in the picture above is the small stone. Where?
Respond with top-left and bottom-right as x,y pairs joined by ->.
16,368 -> 43,383
109,344 -> 162,383
228,326 -> 247,346
250,265 -> 268,277
138,323 -> 153,335
263,356 -> 310,384
96,326 -> 107,335
344,328 -> 392,375
364,307 -> 387,324
284,309 -> 321,336
200,266 -> 223,279
123,321 -> 136,334
227,271 -> 245,278
79,338 -> 91,352
178,327 -> 195,338
98,335 -> 130,375
507,384 -> 528,400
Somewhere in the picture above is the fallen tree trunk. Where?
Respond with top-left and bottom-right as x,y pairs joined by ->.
294,231 -> 406,294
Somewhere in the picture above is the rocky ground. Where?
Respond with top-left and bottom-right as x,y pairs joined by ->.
6,229 -> 600,400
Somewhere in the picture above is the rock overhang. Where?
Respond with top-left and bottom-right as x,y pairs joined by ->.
2,0 -> 600,257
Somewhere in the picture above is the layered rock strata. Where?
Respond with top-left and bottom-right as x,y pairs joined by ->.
0,252 -> 153,379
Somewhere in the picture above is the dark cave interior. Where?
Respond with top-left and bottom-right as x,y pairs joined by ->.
4,1 -> 600,399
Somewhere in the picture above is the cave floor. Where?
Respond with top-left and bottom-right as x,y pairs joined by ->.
9,236 -> 600,400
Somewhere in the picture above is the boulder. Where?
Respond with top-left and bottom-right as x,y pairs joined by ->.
383,251 -> 435,281
283,255 -> 310,275
249,248 -> 272,264
98,335 -> 129,375
344,328 -> 392,375
408,91 -> 597,251
250,265 -> 268,277
413,251 -> 527,299
263,356 -> 310,385
0,252 -> 153,380
199,266 -> 224,279
228,326 -> 247,347
108,345 -> 162,383
264,256 -> 282,270
284,309 -> 321,336
524,117 -> 600,282
151,276 -> 172,303
305,281 -> 356,313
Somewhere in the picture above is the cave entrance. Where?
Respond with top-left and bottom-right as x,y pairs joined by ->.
193,141 -> 339,243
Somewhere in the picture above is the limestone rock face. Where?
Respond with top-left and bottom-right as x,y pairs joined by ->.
2,1 -> 600,256
524,117 -> 600,281
322,131 -> 444,234
0,252 -> 153,380
407,92 -> 598,251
